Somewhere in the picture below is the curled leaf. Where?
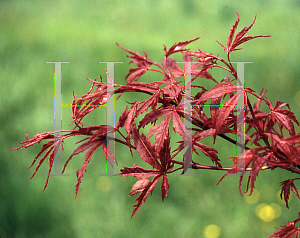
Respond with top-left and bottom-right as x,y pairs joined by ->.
129,179 -> 151,196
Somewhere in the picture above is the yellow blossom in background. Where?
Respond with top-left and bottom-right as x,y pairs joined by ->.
203,224 -> 221,238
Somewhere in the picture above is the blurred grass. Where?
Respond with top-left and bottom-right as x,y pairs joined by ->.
1,0 -> 300,237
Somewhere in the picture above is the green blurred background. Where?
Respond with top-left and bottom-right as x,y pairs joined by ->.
1,0 -> 300,237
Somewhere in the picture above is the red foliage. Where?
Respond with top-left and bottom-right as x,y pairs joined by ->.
269,213 -> 300,238
12,13 -> 300,236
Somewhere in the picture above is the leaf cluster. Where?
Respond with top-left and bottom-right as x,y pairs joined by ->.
12,13 -> 300,235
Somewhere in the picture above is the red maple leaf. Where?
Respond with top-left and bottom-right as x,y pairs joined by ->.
265,99 -> 300,136
217,13 -> 271,53
163,37 -> 200,58
280,178 -> 300,209
269,213 -> 300,238
116,43 -> 152,83
116,125 -> 173,217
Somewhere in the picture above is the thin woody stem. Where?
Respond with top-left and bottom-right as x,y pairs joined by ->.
170,160 -> 258,171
